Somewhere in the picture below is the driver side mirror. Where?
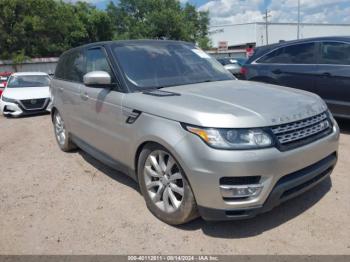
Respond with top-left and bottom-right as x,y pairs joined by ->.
83,71 -> 111,86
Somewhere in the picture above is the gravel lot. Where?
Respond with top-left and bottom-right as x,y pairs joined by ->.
0,114 -> 349,255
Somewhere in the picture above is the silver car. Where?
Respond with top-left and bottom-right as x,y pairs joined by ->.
50,40 -> 339,225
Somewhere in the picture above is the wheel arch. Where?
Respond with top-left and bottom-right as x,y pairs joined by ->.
133,138 -> 188,183
50,106 -> 58,122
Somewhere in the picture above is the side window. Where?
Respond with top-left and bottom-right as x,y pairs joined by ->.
54,55 -> 67,79
65,51 -> 85,82
320,42 -> 350,65
258,43 -> 316,64
55,51 -> 85,82
86,48 -> 115,81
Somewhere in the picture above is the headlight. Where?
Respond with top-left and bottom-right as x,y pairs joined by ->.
184,125 -> 273,150
1,96 -> 17,103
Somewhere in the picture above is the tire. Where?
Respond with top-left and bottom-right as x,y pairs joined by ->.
138,143 -> 198,225
53,110 -> 76,152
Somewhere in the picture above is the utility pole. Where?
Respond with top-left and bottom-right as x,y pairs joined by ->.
297,0 -> 301,39
263,9 -> 271,45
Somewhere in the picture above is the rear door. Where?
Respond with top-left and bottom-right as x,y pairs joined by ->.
53,50 -> 87,137
254,42 -> 319,93
314,41 -> 350,117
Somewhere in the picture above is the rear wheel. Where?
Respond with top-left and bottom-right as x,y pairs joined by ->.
138,144 -> 198,225
53,110 -> 76,152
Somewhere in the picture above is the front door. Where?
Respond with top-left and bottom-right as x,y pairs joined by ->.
82,47 -> 129,166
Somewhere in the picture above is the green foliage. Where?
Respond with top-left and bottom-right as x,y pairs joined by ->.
106,0 -> 211,48
0,0 -> 113,60
0,0 -> 211,61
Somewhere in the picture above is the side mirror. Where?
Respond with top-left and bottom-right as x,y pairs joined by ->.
83,71 -> 111,86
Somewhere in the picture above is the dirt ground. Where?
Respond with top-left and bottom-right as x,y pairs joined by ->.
0,114 -> 349,255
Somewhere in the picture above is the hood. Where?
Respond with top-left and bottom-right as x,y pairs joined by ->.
3,86 -> 50,100
124,80 -> 327,128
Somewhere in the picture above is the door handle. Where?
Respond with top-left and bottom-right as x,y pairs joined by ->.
272,69 -> 282,74
322,72 -> 332,77
81,92 -> 89,101
58,87 -> 64,92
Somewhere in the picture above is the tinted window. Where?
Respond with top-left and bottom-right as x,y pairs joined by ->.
112,42 -> 233,90
86,48 -> 114,80
65,51 -> 85,82
258,43 -> 316,64
54,55 -> 67,79
320,42 -> 350,65
55,51 -> 84,82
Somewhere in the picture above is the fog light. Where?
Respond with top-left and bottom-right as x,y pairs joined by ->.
220,184 -> 263,199
6,104 -> 17,111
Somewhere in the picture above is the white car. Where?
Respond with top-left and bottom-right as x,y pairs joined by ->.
0,72 -> 51,117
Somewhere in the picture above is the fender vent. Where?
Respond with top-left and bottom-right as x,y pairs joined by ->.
123,109 -> 142,124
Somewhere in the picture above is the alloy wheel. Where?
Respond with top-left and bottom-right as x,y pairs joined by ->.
144,150 -> 185,213
54,112 -> 66,146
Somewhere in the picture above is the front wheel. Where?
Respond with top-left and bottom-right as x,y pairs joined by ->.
138,144 -> 198,225
53,110 -> 76,152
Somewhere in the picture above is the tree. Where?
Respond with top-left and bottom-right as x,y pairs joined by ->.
106,0 -> 211,48
0,0 -> 211,62
0,0 -> 114,60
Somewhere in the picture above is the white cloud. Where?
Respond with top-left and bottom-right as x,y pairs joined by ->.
199,0 -> 264,25
199,0 -> 350,26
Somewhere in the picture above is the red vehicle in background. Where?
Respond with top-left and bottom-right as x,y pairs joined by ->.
0,72 -> 13,96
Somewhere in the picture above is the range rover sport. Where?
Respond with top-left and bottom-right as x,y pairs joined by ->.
50,40 -> 339,225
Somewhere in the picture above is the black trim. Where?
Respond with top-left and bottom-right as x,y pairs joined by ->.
142,90 -> 181,97
198,152 -> 337,221
220,176 -> 261,185
71,134 -> 137,181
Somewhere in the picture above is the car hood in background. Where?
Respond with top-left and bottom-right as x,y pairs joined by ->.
224,64 -> 241,73
2,86 -> 50,100
126,80 -> 327,128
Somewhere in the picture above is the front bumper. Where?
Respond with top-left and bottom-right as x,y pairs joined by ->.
198,152 -> 336,220
0,99 -> 50,116
173,123 -> 339,221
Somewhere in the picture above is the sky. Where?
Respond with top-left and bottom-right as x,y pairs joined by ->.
67,0 -> 350,26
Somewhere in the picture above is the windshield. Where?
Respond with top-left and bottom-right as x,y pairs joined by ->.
7,75 -> 50,88
112,42 -> 234,90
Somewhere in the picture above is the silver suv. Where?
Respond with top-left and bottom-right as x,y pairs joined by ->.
51,40 -> 339,225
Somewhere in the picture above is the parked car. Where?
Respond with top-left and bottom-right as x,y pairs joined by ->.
217,57 -> 246,78
0,72 -> 51,117
50,40 -> 339,225
0,72 -> 13,96
242,36 -> 350,119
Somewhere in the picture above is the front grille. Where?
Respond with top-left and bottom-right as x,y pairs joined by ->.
20,98 -> 47,110
271,112 -> 333,151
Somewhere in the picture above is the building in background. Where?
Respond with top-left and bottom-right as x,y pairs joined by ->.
208,22 -> 350,58
0,58 -> 58,75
